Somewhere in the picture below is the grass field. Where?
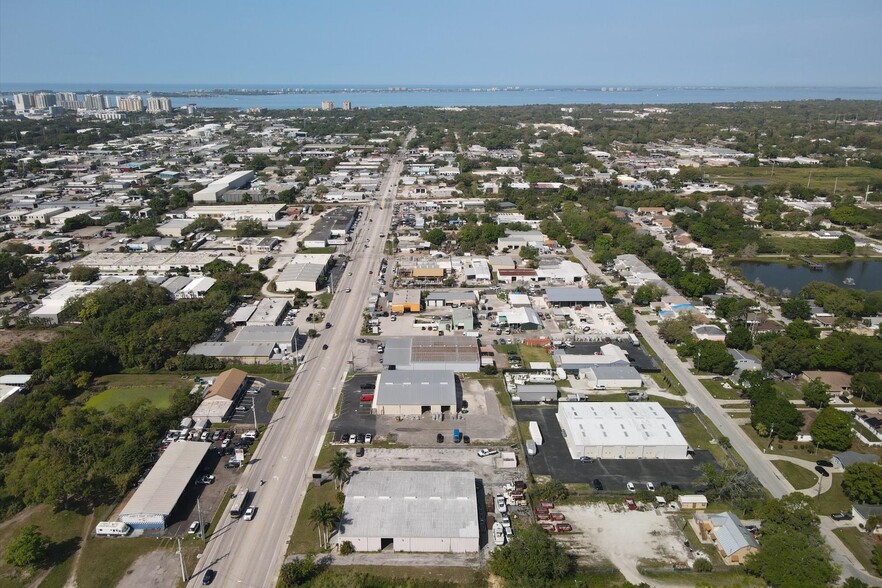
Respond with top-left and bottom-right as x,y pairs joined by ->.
815,473 -> 852,516
701,379 -> 742,400
833,528 -> 881,578
741,425 -> 834,462
306,566 -> 487,587
701,165 -> 882,194
86,373 -> 190,411
771,460 -> 818,490
285,481 -> 341,555
495,343 -> 553,366
677,412 -> 732,465
75,538 -> 169,588
300,247 -> 336,254
0,505 -> 86,588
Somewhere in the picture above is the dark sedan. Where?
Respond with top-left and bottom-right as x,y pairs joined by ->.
815,465 -> 830,478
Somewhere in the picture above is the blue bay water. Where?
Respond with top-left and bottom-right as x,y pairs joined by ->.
1,84 -> 880,109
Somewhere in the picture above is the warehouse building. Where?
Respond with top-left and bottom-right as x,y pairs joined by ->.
545,287 -> 606,308
383,336 -> 480,372
187,341 -> 277,363
275,254 -> 332,293
79,252 -> 241,273
514,383 -> 559,402
390,289 -> 422,313
118,441 -> 210,529
372,370 -> 457,415
581,365 -> 643,389
185,203 -> 284,222
191,368 -> 249,420
234,325 -> 299,350
424,291 -> 478,308
339,470 -> 480,553
247,298 -> 289,326
497,307 -> 542,330
303,207 -> 357,247
556,402 -> 689,460
192,170 -> 256,203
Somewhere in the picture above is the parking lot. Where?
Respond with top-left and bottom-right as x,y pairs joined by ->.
329,373 -> 515,445
225,377 -> 283,427
515,406 -> 716,492
564,340 -> 659,373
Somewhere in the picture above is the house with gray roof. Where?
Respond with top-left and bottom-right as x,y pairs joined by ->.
695,512 -> 759,565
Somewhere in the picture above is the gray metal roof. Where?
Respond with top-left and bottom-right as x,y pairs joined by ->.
376,370 -> 456,406
545,287 -> 605,304
120,441 -> 209,519
235,325 -> 298,344
340,471 -> 479,540
835,451 -> 880,468
588,365 -> 642,379
187,341 -> 276,358
383,336 -> 479,369
708,512 -> 759,556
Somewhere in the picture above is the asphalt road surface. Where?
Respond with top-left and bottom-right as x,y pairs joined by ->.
187,137 -> 409,588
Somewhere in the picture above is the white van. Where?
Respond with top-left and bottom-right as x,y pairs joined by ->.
96,521 -> 131,537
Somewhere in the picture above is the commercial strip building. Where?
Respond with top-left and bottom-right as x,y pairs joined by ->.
192,170 -> 256,203
390,289 -> 422,313
118,441 -> 210,529
556,402 -> 689,460
382,336 -> 480,372
544,287 -> 605,308
79,252 -> 241,273
339,470 -> 480,553
187,341 -> 278,364
371,370 -> 457,415
191,369 -> 249,421
581,365 -> 644,389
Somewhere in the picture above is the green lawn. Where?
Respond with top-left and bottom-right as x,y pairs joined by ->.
495,343 -> 553,366
741,424 -> 834,462
306,566 -> 487,587
86,373 -> 191,410
773,381 -> 802,401
701,165 -> 882,195
300,247 -> 336,254
833,528 -> 881,578
316,292 -> 334,309
771,460 -> 818,490
0,505 -> 86,588
75,538 -> 170,588
285,481 -> 342,555
677,412 -> 733,465
814,473 -> 853,516
206,487 -> 234,540
701,379 -> 742,400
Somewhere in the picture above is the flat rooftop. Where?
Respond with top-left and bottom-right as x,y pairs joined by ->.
383,336 -> 479,367
557,402 -> 688,448
119,441 -> 210,519
376,370 -> 456,406
341,470 -> 479,540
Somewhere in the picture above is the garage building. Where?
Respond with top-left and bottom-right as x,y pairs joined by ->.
118,441 -> 210,529
582,365 -> 643,388
339,470 -> 479,553
556,402 -> 689,460
545,287 -> 605,308
275,254 -> 332,293
383,336 -> 480,372
372,370 -> 457,415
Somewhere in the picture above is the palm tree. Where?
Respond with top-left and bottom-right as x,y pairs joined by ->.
309,502 -> 336,548
329,451 -> 352,490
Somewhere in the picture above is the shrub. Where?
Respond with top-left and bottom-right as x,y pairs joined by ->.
339,541 -> 355,555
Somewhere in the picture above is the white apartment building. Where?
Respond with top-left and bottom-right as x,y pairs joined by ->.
147,97 -> 172,113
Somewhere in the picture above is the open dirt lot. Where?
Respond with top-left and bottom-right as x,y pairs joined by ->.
116,549 -> 180,588
556,503 -> 694,585
0,328 -> 61,354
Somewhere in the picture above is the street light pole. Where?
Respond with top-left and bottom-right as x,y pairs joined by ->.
176,538 -> 187,582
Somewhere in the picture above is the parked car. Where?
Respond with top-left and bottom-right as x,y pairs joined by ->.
646,482 -> 655,492
202,569 -> 216,585
243,506 -> 256,521
356,447 -> 365,457
188,521 -> 200,534
593,478 -> 604,491
356,433 -> 365,444
579,456 -> 594,463
348,434 -> 357,444
831,511 -> 853,521
816,459 -> 834,468
322,344 -> 329,350
624,498 -> 637,511
221,438 -> 230,449
365,433 -> 373,444
815,465 -> 830,477
555,523 -> 573,532
436,433 -> 444,443
477,448 -> 498,458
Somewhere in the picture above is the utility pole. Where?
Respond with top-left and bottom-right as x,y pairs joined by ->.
765,423 -> 775,453
197,497 -> 205,541
252,404 -> 258,430
176,538 -> 187,582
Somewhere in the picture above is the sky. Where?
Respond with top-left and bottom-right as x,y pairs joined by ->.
1,0 -> 881,88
